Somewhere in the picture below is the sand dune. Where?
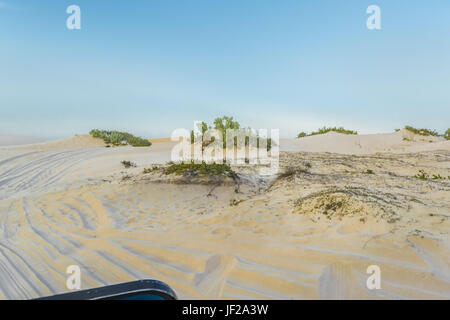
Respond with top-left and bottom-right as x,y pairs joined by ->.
280,129 -> 449,154
0,132 -> 448,299
1,134 -> 106,150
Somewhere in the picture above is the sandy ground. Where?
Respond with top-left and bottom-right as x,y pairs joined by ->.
0,132 -> 449,299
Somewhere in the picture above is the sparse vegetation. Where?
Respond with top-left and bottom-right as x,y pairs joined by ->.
404,126 -> 439,137
294,187 -> 401,222
413,169 -> 448,180
190,116 -> 273,152
143,166 -> 160,174
365,169 -> 375,175
411,229 -> 424,238
414,170 -> 429,180
90,129 -> 151,147
165,161 -> 238,179
278,166 -> 309,180
121,161 -> 136,169
213,116 -> 240,149
387,217 -> 401,224
278,167 -> 298,179
297,126 -> 358,138
121,175 -> 132,181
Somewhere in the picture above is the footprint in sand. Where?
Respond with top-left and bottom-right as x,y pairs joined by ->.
194,255 -> 237,299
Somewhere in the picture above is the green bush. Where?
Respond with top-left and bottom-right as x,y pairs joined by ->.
90,129 -> 151,147
414,170 -> 429,180
297,127 -> 358,138
165,161 -> 238,179
214,116 -> 240,149
445,128 -> 450,140
143,166 -> 160,174
190,116 -> 273,151
404,126 -> 439,137
414,169 -> 448,180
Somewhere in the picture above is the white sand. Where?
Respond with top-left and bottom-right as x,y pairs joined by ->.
0,132 -> 448,299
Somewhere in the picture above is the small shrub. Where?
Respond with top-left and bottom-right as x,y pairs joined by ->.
414,170 -> 429,180
143,166 -> 160,174
165,161 -> 238,179
277,166 -> 310,180
414,170 -> 448,180
121,161 -> 136,169
365,169 -> 375,175
189,117 -> 273,152
297,126 -> 357,138
278,167 -> 298,179
404,126 -> 438,137
121,175 -> 132,181
445,128 -> 450,140
90,129 -> 151,147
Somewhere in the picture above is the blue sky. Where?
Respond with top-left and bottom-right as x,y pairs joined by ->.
0,0 -> 449,139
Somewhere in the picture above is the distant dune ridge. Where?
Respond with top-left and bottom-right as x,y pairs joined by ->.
0,129 -> 448,299
0,134 -> 48,146
281,129 -> 448,154
3,128 -> 448,153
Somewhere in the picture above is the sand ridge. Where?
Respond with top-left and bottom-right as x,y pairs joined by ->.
280,129 -> 449,154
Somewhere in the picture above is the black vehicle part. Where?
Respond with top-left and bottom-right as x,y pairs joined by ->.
36,279 -> 177,300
